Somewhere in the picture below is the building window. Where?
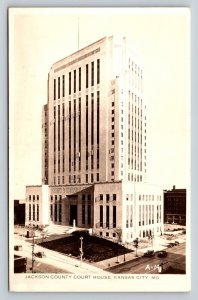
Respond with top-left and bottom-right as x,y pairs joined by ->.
82,205 -> 85,224
58,77 -> 60,99
62,75 -> 65,97
37,195 -> 39,200
69,101 -> 71,171
91,93 -> 94,146
79,68 -> 81,91
97,59 -> 100,84
54,79 -> 56,100
86,64 -> 88,88
74,70 -> 76,93
69,72 -> 71,95
59,204 -> 62,222
86,174 -> 88,183
29,195 -> 31,201
100,194 -> 103,201
33,195 -> 35,201
106,206 -> 109,228
106,232 -> 109,237
97,91 -> 100,169
113,194 -> 116,201
33,204 -> 35,221
58,105 -> 60,151
91,174 -> 94,182
29,204 -> 31,220
96,173 -> 99,181
74,99 -> 76,171
113,206 -> 116,227
88,205 -> 91,225
54,204 -> 57,222
37,204 -> 39,221
91,61 -> 94,86
106,194 -> 110,203
50,204 -> 53,221
100,206 -> 103,227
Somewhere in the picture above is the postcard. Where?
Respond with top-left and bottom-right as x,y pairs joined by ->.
9,7 -> 191,292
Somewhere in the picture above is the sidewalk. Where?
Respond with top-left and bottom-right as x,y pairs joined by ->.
14,235 -> 109,274
94,235 -> 186,270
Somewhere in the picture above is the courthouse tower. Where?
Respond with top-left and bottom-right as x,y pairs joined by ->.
42,36 -> 146,186
26,36 -> 163,243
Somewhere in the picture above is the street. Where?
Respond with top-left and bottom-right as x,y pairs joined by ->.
107,243 -> 186,274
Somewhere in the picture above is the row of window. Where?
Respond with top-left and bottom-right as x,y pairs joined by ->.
139,195 -> 162,201
50,203 -> 62,222
125,194 -> 162,201
110,101 -> 115,178
53,59 -> 100,100
99,231 -> 117,238
28,195 -> 39,201
98,194 -> 117,202
28,204 -> 39,221
127,174 -> 143,182
99,205 -> 116,228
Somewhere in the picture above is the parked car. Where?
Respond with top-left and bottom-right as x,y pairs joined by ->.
143,250 -> 155,257
167,242 -> 175,248
157,250 -> 168,258
35,251 -> 46,258
174,241 -> 179,246
14,245 -> 23,251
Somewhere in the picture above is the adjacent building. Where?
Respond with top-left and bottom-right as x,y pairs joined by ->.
164,185 -> 186,225
14,199 -> 25,225
25,36 -> 164,243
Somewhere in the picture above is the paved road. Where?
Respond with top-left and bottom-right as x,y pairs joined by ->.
107,243 -> 186,274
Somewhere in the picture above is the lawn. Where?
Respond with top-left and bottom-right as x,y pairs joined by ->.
39,233 -> 133,262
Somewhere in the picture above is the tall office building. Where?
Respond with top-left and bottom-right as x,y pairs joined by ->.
26,36 -> 163,243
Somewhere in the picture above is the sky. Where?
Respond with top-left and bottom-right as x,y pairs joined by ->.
9,8 -> 190,199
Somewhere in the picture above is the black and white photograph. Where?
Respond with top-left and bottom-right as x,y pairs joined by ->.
9,7 -> 190,292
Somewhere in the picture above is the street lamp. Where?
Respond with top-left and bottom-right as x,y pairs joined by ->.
79,236 -> 83,265
30,225 -> 36,273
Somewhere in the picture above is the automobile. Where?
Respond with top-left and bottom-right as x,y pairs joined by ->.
14,245 -> 23,251
157,250 -> 168,258
143,250 -> 155,257
174,241 -> 179,246
34,251 -> 46,258
167,242 -> 175,248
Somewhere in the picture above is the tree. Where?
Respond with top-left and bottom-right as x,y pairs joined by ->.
133,238 -> 139,257
114,228 -> 122,263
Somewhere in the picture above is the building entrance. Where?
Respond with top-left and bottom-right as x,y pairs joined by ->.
70,205 -> 77,226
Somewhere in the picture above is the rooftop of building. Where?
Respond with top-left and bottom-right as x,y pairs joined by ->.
51,36 -> 107,69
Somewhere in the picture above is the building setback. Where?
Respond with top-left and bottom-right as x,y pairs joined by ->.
26,36 -> 164,243
164,185 -> 186,225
